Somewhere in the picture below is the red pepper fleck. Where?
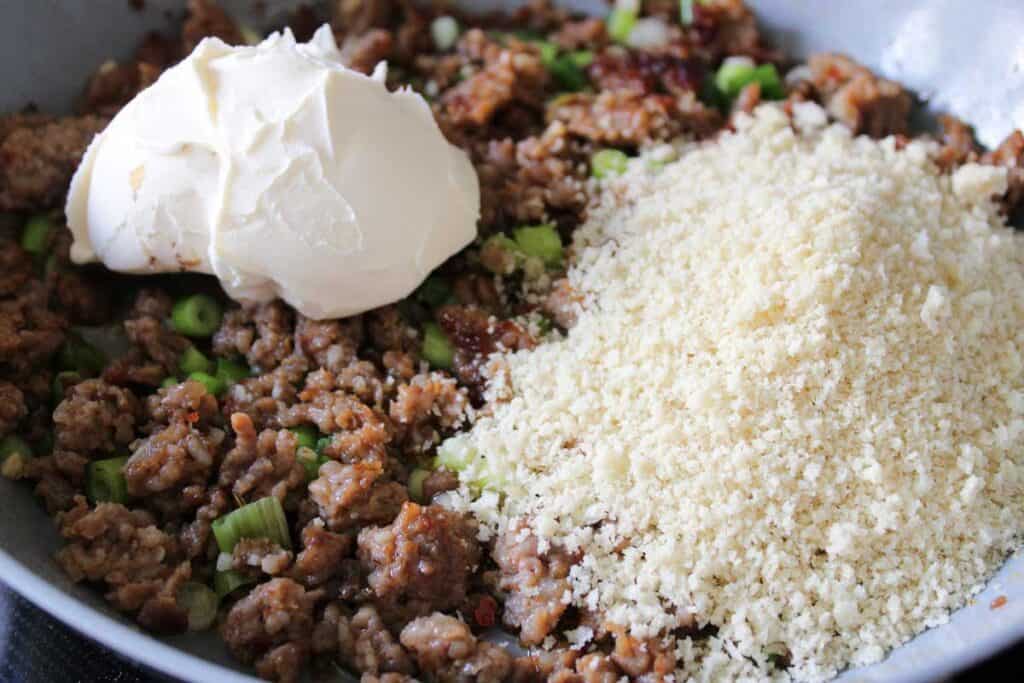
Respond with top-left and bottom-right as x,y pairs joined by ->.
991,595 -> 1008,610
474,595 -> 498,628
187,411 -> 200,424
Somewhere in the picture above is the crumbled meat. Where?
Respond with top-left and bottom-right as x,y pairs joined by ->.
547,90 -> 714,145
0,380 -> 26,436
493,523 -> 574,646
608,626 -> 675,679
934,115 -> 979,171
104,290 -> 190,387
366,305 -> 419,354
552,18 -> 608,51
357,503 -> 480,617
389,372 -> 469,452
181,0 -> 242,53
420,469 -> 459,502
0,283 -> 66,376
81,59 -> 161,117
0,240 -> 34,297
222,578 -> 322,683
219,413 -> 306,502
442,31 -> 549,128
125,381 -> 225,497
286,388 -> 392,462
221,354 -> 308,431
339,606 -> 415,676
233,538 -> 294,576
179,487 -> 231,559
24,450 -> 89,513
295,315 -> 363,374
586,50 -> 705,98
399,613 -> 513,683
56,498 -> 187,632
341,29 -> 395,74
46,233 -> 113,326
733,81 -> 762,116
214,302 -> 296,372
53,379 -> 140,453
0,114 -> 107,211
807,53 -> 911,138
309,460 -> 407,532
291,520 -> 352,587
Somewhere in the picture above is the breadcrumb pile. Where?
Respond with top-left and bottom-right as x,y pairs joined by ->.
446,103 -> 1024,680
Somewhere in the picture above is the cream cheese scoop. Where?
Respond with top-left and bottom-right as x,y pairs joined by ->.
66,25 -> 479,320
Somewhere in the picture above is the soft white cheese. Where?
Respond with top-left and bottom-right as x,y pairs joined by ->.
66,26 -> 479,320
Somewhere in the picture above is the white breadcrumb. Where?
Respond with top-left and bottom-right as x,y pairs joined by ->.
445,103 -> 1024,681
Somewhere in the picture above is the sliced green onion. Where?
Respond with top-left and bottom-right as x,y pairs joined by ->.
20,214 -> 54,256
480,234 -> 523,275
752,63 -> 785,100
288,425 -> 319,450
431,15 -> 460,51
421,322 -> 454,370
297,446 -> 329,482
591,149 -> 630,179
214,570 -> 255,599
59,333 -> 107,376
408,468 -> 431,503
315,436 -> 332,455
215,358 -> 251,384
714,57 -> 757,99
607,7 -> 638,43
188,371 -> 226,397
161,376 -> 180,389
436,436 -> 476,472
534,40 -> 559,66
86,456 -> 128,504
212,496 -> 291,553
179,346 -> 212,375
176,582 -> 219,631
0,435 -> 32,464
171,294 -> 222,338
415,276 -> 454,309
548,52 -> 592,91
679,0 -> 695,24
513,224 -> 563,267
52,371 -> 81,405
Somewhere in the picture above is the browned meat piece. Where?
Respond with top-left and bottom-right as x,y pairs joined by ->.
56,498 -> 188,632
493,523 -> 574,646
807,53 -> 911,138
336,360 -> 391,407
382,351 -> 417,382
0,282 -> 66,376
181,0 -> 242,54
221,354 -> 308,430
213,302 -> 296,372
286,388 -> 392,462
134,561 -> 192,635
608,626 -> 675,679
104,290 -> 191,387
442,30 -> 549,127
0,115 -> 107,211
218,413 -> 306,502
420,469 -> 459,502
572,653 -> 623,683
233,538 -> 294,576
0,380 -> 26,436
178,487 -> 231,559
544,279 -> 583,330
309,460 -> 407,532
982,130 -> 1024,218
452,273 -> 502,312
389,372 -> 469,453
295,314 -> 363,374
438,305 -> 535,358
587,51 -> 705,98
81,60 -> 161,117
332,0 -> 397,36
341,29 -> 395,75
0,240 -> 33,297
221,578 -> 322,683
552,18 -> 608,51
513,648 -> 580,682
360,675 -> 417,683
547,90 -> 712,145
933,115 -> 979,171
366,305 -> 419,354
692,0 -> 772,61
23,450 -> 88,513
125,381 -> 225,497
338,606 -> 415,677
291,520 -> 352,587
357,502 -> 480,617
399,613 -> 513,683
45,232 -> 113,326
733,81 -> 762,116
53,379 -> 140,454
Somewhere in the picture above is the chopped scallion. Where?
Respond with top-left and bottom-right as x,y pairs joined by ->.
548,51 -> 592,91
288,425 -> 319,450
52,371 -> 81,405
86,456 -> 128,504
20,214 -> 55,256
408,468 -> 431,503
607,7 -> 638,43
176,582 -> 219,631
0,435 -> 32,464
215,358 -> 251,385
211,496 -> 291,553
171,294 -> 222,338
591,149 -> 630,179
179,346 -> 212,375
513,224 -> 563,267
421,322 -> 454,370
188,371 -> 226,397
714,58 -> 784,101
214,570 -> 255,599
59,333 -> 107,376
679,0 -> 695,24
415,275 -> 455,309
161,376 -> 180,389
297,446 -> 329,482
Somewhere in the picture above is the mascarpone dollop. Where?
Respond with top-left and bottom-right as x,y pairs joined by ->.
66,25 -> 479,319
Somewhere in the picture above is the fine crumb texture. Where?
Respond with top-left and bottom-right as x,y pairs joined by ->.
447,103 -> 1024,681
